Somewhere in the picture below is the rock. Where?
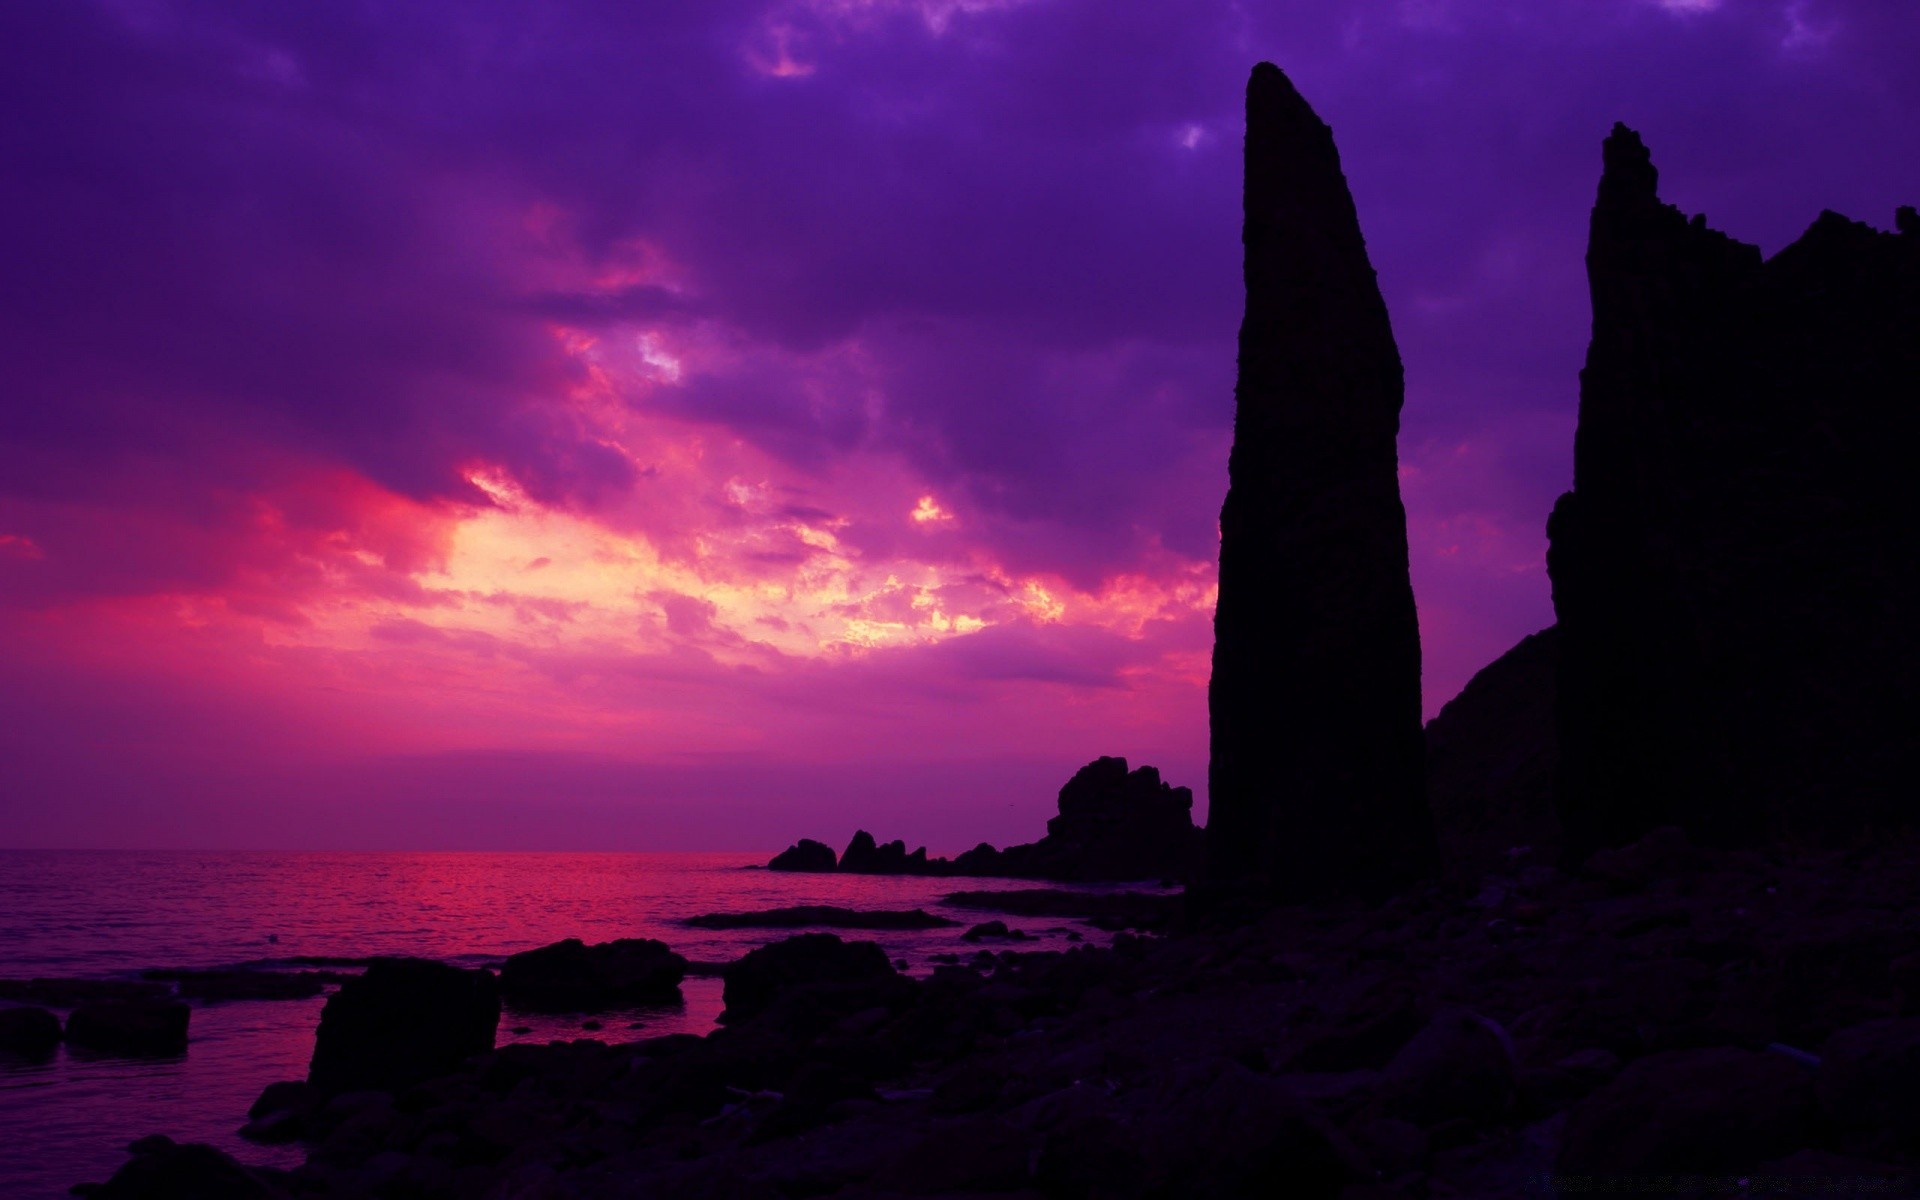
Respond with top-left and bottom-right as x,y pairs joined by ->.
1039,756 -> 1203,881
307,958 -> 498,1094
719,934 -> 901,1028
774,758 -> 1200,883
0,978 -> 168,1007
0,1005 -> 61,1055
1557,1045 -> 1816,1174
65,999 -> 189,1055
961,921 -> 1033,943
144,970 -> 328,1002
839,830 -> 914,874
951,842 -> 1004,874
1381,1009 -> 1516,1127
686,906 -> 956,930
767,838 -> 836,872
869,1117 -> 1033,1195
1423,626 -> 1561,871
240,1080 -> 322,1144
1149,1061 -> 1368,1199
498,938 -> 687,1011
1204,62 -> 1436,905
940,888 -> 1178,930
1582,825 -> 1692,889
1816,1017 -> 1920,1135
1551,124 -> 1920,859
751,1060 -> 878,1141
88,1136 -> 287,1198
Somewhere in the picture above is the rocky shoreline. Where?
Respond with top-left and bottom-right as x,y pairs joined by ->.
68,827 -> 1920,1198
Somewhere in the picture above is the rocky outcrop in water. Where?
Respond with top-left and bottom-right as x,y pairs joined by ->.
1550,126 -> 1920,860
497,938 -> 686,1012
764,755 -> 1201,882
0,1005 -> 61,1055
1204,62 -> 1435,903
306,957 -> 498,1094
64,999 -> 189,1055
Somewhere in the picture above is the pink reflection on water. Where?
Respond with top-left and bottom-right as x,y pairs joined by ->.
0,851 -> 1154,1195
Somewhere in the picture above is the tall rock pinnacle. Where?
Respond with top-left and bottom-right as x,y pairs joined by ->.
1551,124 -> 1920,859
1204,63 -> 1436,902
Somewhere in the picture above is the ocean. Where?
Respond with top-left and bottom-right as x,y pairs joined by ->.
0,849 -> 1155,1197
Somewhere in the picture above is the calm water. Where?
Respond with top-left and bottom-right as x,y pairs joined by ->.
0,850 -> 1148,1197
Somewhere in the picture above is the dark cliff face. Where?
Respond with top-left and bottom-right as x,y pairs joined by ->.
1552,125 -> 1920,859
1205,63 -> 1436,902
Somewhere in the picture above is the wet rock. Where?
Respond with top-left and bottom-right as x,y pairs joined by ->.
0,1005 -> 61,1055
88,1136 -> 287,1199
1204,61 -> 1435,905
240,1080 -> 322,1144
0,978 -> 168,1007
65,999 -> 189,1055
686,906 -> 956,931
307,958 -> 499,1094
1381,1009 -> 1515,1127
766,838 -> 837,872
143,970 -> 328,1002
962,921 -> 1034,943
498,937 -> 686,1011
719,934 -> 903,1028
1557,1045 -> 1815,1174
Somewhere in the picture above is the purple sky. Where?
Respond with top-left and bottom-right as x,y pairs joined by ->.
2,0 -> 1914,851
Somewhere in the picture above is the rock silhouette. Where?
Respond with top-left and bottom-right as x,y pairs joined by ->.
764,755 -> 1201,882
1550,125 -> 1920,859
64,999 -> 189,1056
1423,625 -> 1561,872
307,957 -> 499,1094
1204,62 -> 1435,902
497,937 -> 686,1012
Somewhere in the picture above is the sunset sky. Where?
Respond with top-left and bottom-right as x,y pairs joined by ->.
2,0 -> 1914,851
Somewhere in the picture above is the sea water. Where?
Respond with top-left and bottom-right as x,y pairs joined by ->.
0,849 -> 1154,1197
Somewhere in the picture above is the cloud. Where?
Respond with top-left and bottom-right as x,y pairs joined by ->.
2,0 -> 1914,846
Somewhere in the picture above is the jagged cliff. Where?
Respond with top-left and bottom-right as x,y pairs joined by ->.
1204,63 -> 1436,902
1551,125 -> 1920,859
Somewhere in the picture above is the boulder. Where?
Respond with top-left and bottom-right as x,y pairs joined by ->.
498,937 -> 687,1011
1817,1017 -> 1920,1135
0,1005 -> 61,1055
719,934 -> 901,1027
89,1136 -> 287,1198
1557,1046 -> 1815,1174
1147,1061 -> 1369,1199
239,1080 -> 322,1143
961,920 -> 1033,943
306,957 -> 498,1094
65,999 -> 189,1055
1381,1008 -> 1516,1127
1204,62 -> 1436,904
767,838 -> 837,872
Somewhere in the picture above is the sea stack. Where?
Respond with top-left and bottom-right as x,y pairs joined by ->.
1204,63 -> 1436,902
1550,125 -> 1919,860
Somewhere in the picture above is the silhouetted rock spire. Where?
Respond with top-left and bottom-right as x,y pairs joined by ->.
1204,63 -> 1437,902
1551,124 -> 1920,859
